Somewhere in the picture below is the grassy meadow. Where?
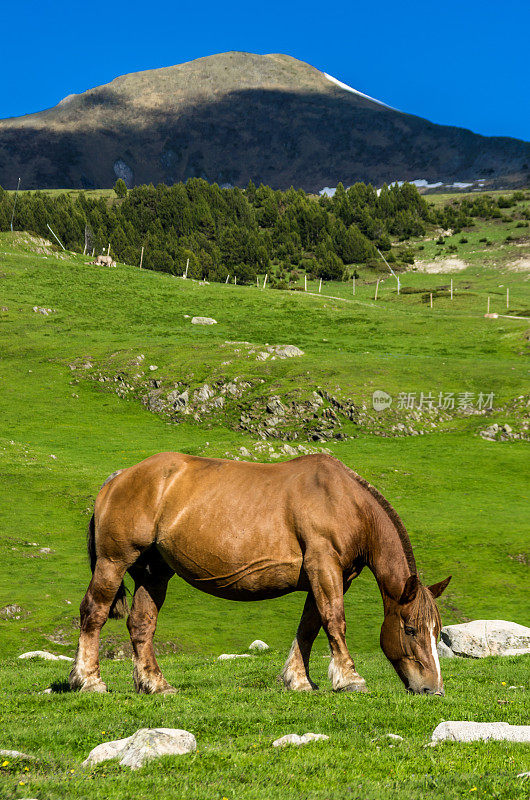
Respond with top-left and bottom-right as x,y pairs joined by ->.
0,194 -> 529,798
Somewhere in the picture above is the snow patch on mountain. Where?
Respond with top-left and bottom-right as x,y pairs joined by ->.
323,73 -> 394,110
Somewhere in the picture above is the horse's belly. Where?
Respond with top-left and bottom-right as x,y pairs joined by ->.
157,524 -> 304,601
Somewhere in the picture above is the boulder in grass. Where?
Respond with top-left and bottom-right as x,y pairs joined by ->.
431,721 -> 530,744
273,733 -> 329,747
249,640 -> 269,651
217,653 -> 253,661
440,620 -> 530,658
18,650 -> 73,662
191,317 -> 217,325
83,728 -> 196,770
0,749 -> 35,760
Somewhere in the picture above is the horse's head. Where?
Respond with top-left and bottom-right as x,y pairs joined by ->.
380,574 -> 451,695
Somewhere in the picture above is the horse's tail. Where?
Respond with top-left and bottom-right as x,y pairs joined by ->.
87,512 -> 129,619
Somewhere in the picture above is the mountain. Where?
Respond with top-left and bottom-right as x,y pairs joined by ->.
0,51 -> 529,191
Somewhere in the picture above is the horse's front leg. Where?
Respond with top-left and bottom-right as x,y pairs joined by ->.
305,552 -> 368,692
281,592 -> 321,691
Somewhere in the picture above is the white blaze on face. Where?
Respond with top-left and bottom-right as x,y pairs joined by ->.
430,625 -> 441,684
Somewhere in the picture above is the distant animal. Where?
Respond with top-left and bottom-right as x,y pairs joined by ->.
92,254 -> 116,267
69,453 -> 451,696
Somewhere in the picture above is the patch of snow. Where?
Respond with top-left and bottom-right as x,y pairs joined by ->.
319,187 -> 337,197
323,73 -> 394,110
451,182 -> 473,189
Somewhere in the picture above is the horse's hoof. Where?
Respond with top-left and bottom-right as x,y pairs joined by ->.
80,678 -> 108,694
336,680 -> 368,693
159,685 -> 178,695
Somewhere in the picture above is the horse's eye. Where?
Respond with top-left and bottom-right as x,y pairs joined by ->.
404,626 -> 416,637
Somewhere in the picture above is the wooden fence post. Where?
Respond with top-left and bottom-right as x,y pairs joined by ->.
318,278 -> 322,294
374,279 -> 380,300
139,246 -> 144,269
430,292 -> 433,309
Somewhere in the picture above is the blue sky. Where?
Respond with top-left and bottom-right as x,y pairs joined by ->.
3,0 -> 529,140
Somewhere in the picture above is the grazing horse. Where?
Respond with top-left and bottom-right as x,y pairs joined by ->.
69,452 -> 451,696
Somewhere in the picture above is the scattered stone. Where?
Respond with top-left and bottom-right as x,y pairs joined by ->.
148,365 -> 158,371
239,447 -> 253,459
431,721 -> 530,743
82,728 -> 196,770
0,749 -> 35,760
256,352 -> 270,361
191,317 -> 217,325
18,651 -> 73,662
50,454 -> 57,460
168,389 -> 189,409
437,640 -> 455,659
217,653 -> 253,661
280,444 -> 298,457
38,547 -> 53,555
484,312 -> 499,319
384,733 -> 404,742
266,397 -> 285,416
440,620 -> 530,658
194,384 -> 215,403
249,640 -> 269,651
0,306 -> 8,311
32,306 -> 55,316
0,604 -> 28,620
273,345 -> 304,359
517,772 -> 530,779
272,733 -> 329,747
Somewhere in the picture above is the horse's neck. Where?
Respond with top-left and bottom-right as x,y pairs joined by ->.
365,503 -> 415,604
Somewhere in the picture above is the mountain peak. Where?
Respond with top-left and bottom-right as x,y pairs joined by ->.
0,51 -> 528,191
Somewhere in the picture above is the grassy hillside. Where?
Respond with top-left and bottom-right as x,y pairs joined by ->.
0,221 -> 528,659
0,211 -> 528,798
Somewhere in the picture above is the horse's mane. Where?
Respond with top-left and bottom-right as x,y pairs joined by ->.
345,466 -> 417,573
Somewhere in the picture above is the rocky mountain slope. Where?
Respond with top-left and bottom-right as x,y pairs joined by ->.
0,51 -> 528,191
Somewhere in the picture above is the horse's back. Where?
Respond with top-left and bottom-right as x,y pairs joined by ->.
93,451 -> 358,598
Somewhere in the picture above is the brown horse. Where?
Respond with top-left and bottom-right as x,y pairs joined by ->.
69,452 -> 451,696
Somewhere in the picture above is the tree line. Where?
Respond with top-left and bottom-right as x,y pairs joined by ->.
0,179 -> 524,284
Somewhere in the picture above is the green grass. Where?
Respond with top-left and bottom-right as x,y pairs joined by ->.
0,653 -> 528,800
0,209 -> 528,798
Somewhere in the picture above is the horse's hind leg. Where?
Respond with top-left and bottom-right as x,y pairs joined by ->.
281,593 -> 321,691
127,553 -> 175,694
69,558 -> 127,693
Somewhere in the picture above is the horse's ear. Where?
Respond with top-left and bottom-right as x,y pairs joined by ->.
399,574 -> 420,605
428,576 -> 452,598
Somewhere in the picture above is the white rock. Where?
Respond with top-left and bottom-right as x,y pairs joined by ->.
431,721 -> 530,743
83,728 -> 196,770
191,317 -> 217,325
217,653 -> 253,661
437,640 -> 455,658
239,447 -> 253,459
148,365 -> 158,371
0,749 -> 34,760
273,733 -> 329,747
248,640 -> 269,651
272,345 -> 304,359
384,733 -> 404,741
280,444 -> 298,457
517,772 -> 530,778
441,620 -> 530,658
18,651 -> 73,662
